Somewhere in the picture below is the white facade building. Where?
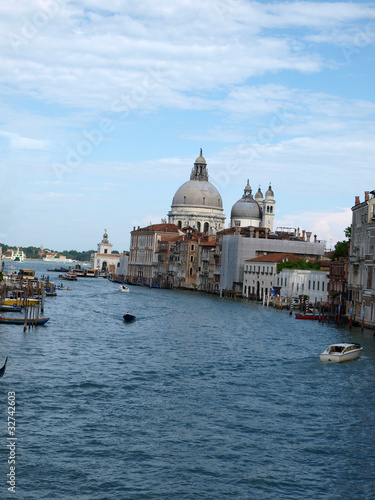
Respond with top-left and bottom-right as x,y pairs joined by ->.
276,269 -> 329,303
243,253 -> 301,299
220,233 -> 326,293
90,230 -> 121,274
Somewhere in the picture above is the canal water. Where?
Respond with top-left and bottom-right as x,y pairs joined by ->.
0,261 -> 374,499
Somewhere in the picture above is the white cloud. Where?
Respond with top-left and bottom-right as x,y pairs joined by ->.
275,207 -> 352,247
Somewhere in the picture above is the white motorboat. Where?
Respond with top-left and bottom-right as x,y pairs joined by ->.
119,285 -> 129,293
320,343 -> 363,362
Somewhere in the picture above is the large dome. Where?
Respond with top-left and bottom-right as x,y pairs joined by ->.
231,197 -> 261,219
172,180 -> 222,209
168,150 -> 226,234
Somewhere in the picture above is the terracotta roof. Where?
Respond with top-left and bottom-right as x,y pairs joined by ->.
245,253 -> 303,263
134,223 -> 180,233
199,242 -> 216,248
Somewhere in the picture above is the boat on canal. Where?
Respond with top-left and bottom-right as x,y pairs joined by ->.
58,273 -> 77,281
320,343 -> 363,362
119,285 -> 130,292
0,316 -> 50,326
295,313 -> 335,321
123,313 -> 136,322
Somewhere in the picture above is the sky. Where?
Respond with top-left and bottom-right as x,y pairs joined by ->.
0,0 -> 374,252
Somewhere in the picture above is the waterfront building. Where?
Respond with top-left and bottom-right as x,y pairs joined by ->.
347,190 -> 375,328
276,269 -> 329,304
230,181 -> 275,231
168,150 -> 226,234
243,253 -> 301,299
197,237 -> 217,293
220,227 -> 326,293
128,223 -> 181,285
4,247 -> 26,262
117,251 -> 129,278
90,230 -> 121,274
328,257 -> 348,308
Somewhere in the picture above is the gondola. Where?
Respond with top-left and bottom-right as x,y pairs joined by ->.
0,357 -> 8,378
0,316 -> 50,325
123,313 -> 136,322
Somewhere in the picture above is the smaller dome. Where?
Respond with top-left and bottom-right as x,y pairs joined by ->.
255,186 -> 263,201
265,184 -> 274,199
231,197 -> 261,219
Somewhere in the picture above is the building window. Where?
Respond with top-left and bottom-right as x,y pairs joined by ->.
189,267 -> 193,276
203,196 -> 205,205
322,282 -> 325,291
178,221 -> 182,229
308,280 -> 311,290
204,222 -> 209,233
191,244 -> 194,251
317,282 -> 320,290
190,255 -> 194,262
313,281 -> 315,290
104,249 -> 108,254
197,221 -> 201,231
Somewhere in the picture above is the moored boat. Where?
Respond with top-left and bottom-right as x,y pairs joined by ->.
295,313 -> 335,321
0,316 -> 50,325
320,343 -> 363,362
0,305 -> 23,312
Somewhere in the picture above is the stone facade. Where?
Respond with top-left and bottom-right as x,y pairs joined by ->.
347,190 -> 375,328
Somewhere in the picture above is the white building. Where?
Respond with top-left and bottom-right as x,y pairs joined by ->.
90,230 -> 121,274
276,269 -> 329,303
243,253 -> 302,299
168,150 -> 226,234
220,232 -> 326,293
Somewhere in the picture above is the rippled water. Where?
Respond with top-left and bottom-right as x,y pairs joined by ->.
1,261 -> 375,499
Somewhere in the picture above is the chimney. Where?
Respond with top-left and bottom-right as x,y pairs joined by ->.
306,231 -> 312,242
314,234 -> 317,243
355,196 -> 360,205
133,227 -> 135,231
302,229 -> 306,241
365,191 -> 369,201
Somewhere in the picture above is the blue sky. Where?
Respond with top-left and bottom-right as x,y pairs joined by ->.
0,0 -> 374,252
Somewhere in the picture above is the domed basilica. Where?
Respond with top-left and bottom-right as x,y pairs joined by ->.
230,180 -> 275,231
168,150 -> 226,234
168,151 -> 275,233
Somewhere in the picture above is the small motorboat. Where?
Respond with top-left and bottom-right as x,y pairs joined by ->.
119,285 -> 129,293
123,313 -> 136,322
320,343 -> 363,363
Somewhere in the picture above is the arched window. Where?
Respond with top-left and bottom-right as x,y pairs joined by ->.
189,267 -> 193,276
203,222 -> 209,233
177,220 -> 182,228
203,197 -> 205,205
270,206 -> 273,213
197,221 -> 201,231
267,206 -> 270,213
